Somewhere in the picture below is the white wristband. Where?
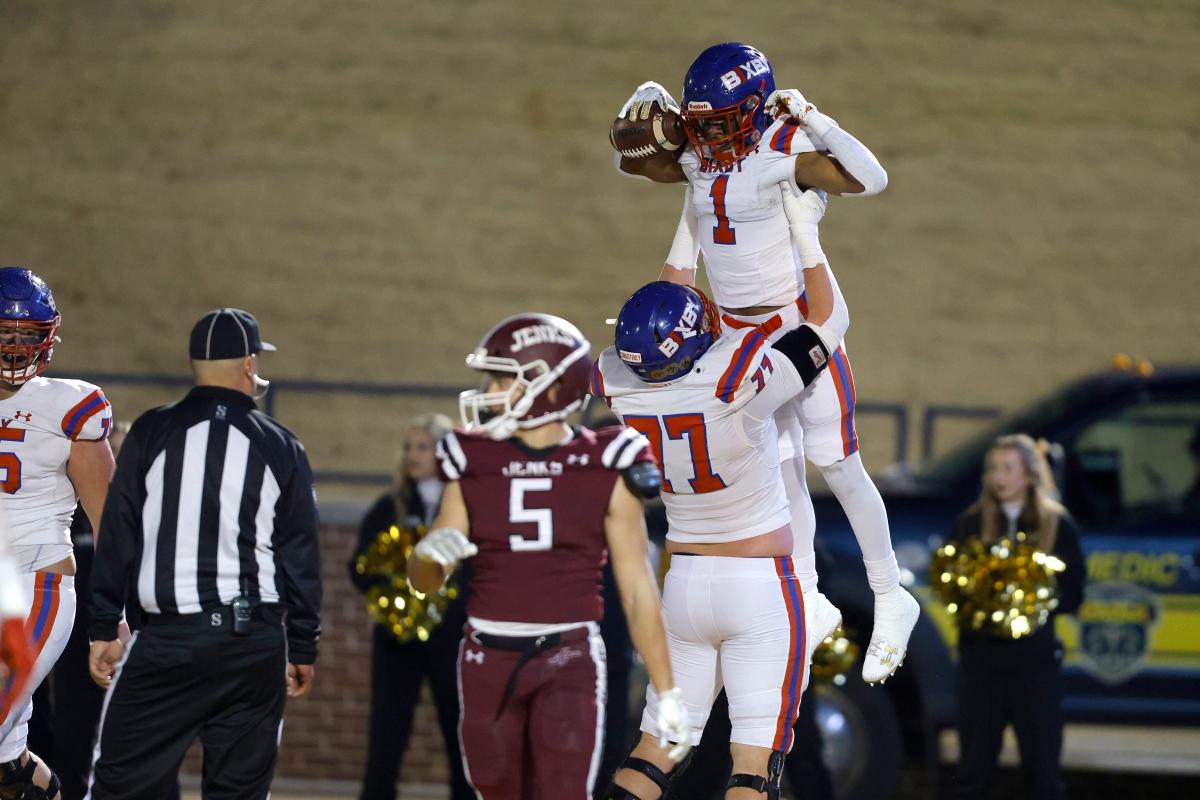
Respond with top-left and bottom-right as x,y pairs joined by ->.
664,187 -> 700,269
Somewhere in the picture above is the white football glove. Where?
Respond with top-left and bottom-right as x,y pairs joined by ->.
414,528 -> 478,569
619,80 -> 680,121
655,687 -> 691,762
765,88 -> 818,126
780,182 -> 828,270
779,182 -> 827,226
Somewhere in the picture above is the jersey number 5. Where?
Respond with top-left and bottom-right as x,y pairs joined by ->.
0,427 -> 25,493
508,477 -> 553,551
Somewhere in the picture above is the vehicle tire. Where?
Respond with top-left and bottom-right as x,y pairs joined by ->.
813,674 -> 903,800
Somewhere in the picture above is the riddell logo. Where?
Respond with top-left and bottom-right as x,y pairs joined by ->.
719,57 -> 769,91
687,101 -> 713,112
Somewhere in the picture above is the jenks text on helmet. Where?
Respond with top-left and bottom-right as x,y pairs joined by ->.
509,324 -> 578,353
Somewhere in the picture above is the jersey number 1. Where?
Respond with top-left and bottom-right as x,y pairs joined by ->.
710,175 -> 737,245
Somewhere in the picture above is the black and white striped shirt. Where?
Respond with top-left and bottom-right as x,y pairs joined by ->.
89,385 -> 321,663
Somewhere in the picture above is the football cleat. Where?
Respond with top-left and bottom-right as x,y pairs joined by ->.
862,586 -> 921,684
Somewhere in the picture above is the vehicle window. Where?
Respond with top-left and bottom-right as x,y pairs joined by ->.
1068,401 -> 1200,525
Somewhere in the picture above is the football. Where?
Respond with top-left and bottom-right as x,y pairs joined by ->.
609,104 -> 687,159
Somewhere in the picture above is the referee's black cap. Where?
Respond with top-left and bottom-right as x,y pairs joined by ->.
189,308 -> 277,360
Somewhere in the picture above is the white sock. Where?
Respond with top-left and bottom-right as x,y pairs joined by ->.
781,457 -> 820,592
818,452 -> 899,593
863,555 -> 901,595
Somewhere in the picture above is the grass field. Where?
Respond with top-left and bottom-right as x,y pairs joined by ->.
2,0 -> 1197,499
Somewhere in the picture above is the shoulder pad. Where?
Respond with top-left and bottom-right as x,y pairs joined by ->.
622,461 -> 662,499
600,426 -> 651,471
57,381 -> 113,441
715,328 -> 769,404
436,431 -> 469,481
766,122 -> 817,156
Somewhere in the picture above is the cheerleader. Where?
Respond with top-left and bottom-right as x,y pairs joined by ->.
950,434 -> 1085,800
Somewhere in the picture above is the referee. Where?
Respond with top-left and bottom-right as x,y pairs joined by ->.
86,308 -> 322,800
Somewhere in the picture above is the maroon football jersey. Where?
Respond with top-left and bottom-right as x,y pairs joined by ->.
436,425 -> 653,624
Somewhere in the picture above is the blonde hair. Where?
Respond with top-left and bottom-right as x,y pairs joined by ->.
393,412 -> 455,499
971,433 -> 1065,551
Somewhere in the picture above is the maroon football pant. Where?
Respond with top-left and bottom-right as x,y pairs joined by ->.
457,624 -> 607,800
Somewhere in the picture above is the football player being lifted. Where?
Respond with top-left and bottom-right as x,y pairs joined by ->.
593,275 -> 840,800
613,42 -> 919,684
0,267 -> 115,799
407,313 -> 688,800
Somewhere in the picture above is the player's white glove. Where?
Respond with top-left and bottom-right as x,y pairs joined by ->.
767,88 -> 841,148
765,88 -> 819,126
655,687 -> 691,762
619,80 -> 680,121
414,528 -> 477,569
780,183 -> 827,226
780,182 -> 828,271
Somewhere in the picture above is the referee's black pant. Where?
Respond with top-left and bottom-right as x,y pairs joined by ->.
88,609 -> 287,800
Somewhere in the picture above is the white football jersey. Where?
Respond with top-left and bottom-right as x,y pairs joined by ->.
679,120 -> 818,309
0,377 -> 112,549
593,327 -> 806,543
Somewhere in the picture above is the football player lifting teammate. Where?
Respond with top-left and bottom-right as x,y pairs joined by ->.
611,43 -> 919,685
407,313 -> 688,800
593,279 -> 841,799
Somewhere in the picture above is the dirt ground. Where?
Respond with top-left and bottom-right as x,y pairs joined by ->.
2,0 -> 1198,498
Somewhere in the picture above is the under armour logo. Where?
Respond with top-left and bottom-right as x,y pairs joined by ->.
547,647 -> 582,668
215,404 -> 227,421
12,411 -> 31,423
567,454 -> 590,466
465,649 -> 485,665
210,612 -> 223,627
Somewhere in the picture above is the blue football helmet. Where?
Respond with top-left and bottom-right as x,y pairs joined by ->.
682,42 -> 776,169
614,281 -> 721,383
0,267 -> 61,384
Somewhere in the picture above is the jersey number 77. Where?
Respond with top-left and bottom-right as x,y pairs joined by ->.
623,414 -> 726,495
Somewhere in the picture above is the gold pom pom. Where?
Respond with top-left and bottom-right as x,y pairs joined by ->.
811,626 -> 860,683
357,524 -> 458,643
929,534 -> 1064,639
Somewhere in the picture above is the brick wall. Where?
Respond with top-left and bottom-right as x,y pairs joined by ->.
182,523 -> 452,788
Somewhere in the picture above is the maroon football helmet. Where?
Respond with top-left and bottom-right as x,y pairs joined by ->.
459,313 -> 592,440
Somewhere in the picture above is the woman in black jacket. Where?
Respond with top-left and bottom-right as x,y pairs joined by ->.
350,413 -> 473,800
951,434 -> 1085,800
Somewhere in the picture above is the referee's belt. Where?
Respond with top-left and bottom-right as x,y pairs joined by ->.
142,603 -> 282,631
466,626 -> 591,719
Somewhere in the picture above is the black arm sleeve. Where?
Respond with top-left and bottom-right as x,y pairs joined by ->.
1053,514 -> 1086,616
347,495 -> 397,594
276,440 -> 322,665
88,424 -> 145,642
771,324 -> 830,387
622,461 -> 662,499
